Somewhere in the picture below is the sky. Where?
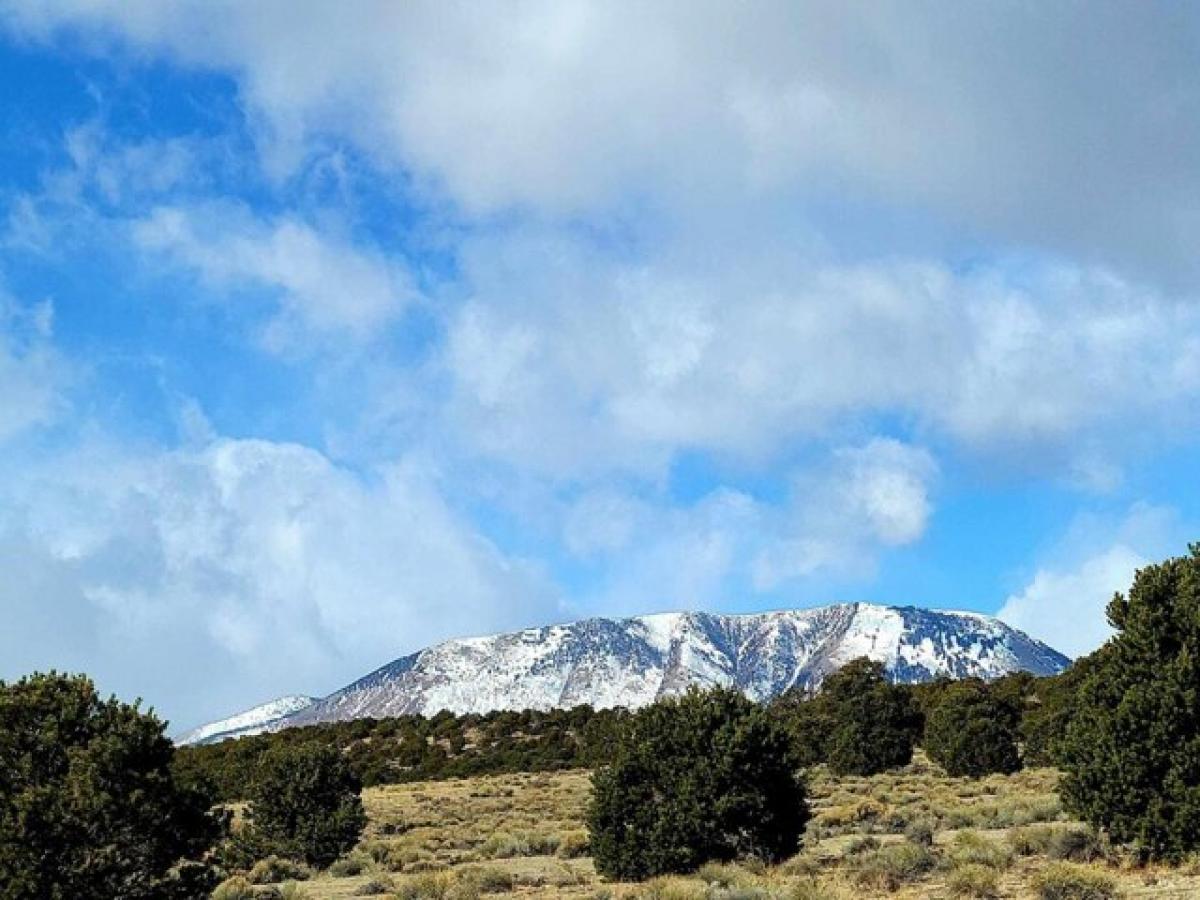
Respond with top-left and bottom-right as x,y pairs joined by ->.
1,2 -> 1199,732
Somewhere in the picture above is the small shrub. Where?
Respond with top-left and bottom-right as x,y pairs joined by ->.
1030,862 -> 1118,900
458,865 -> 515,892
903,818 -> 935,847
556,830 -> 591,858
790,878 -> 856,900
248,855 -> 312,883
1008,825 -> 1058,856
278,884 -> 310,900
696,861 -> 753,887
850,842 -> 937,891
1048,827 -> 1106,862
628,878 -> 708,900
481,831 -> 535,858
353,876 -> 395,896
842,835 -> 881,857
212,876 -> 256,900
946,863 -> 1000,899
949,831 -> 1013,870
328,853 -> 370,877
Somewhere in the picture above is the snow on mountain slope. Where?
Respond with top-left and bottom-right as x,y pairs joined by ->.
180,603 -> 1069,744
174,695 -> 317,746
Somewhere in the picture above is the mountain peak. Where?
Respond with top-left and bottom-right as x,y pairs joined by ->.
179,603 -> 1068,745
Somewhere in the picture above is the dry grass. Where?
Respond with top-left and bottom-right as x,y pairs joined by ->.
259,755 -> 1200,899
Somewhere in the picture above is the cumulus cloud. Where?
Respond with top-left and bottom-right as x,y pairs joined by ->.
8,2 -> 1200,283
998,505 -> 1184,657
559,437 -> 937,612
439,229 -> 1200,479
132,204 -> 415,348
0,434 -> 558,730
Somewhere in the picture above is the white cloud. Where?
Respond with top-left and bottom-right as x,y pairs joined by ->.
0,433 -> 558,729
997,505 -> 1184,657
998,546 -> 1143,659
751,439 -> 936,590
132,204 -> 415,348
560,437 -> 938,610
9,3 -> 1200,282
832,439 -> 937,546
0,295 -> 69,442
440,230 -> 1200,479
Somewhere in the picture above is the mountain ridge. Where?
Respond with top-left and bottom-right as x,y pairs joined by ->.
178,602 -> 1068,745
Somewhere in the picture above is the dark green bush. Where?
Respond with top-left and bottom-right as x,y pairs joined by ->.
823,659 -> 922,775
246,742 -> 367,868
588,687 -> 808,880
924,679 -> 1021,777
1060,544 -> 1200,859
0,672 -> 224,899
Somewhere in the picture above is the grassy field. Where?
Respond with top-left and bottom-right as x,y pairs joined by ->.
237,755 -> 1200,899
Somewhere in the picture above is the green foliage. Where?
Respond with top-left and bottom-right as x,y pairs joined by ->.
0,672 -> 225,899
924,679 -> 1021,777
769,687 -> 833,768
772,659 -> 922,775
849,840 -> 937,891
1020,655 -> 1102,767
246,741 -> 367,868
175,703 -> 630,801
1059,545 -> 1200,859
1030,862 -> 1118,900
822,659 -> 923,775
587,687 -> 808,880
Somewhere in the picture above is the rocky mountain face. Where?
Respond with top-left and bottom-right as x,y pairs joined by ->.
177,603 -> 1069,745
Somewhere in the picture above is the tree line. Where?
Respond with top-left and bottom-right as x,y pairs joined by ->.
175,655 -> 1088,803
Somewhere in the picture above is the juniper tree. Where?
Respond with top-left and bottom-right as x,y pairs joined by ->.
924,679 -> 1021,777
246,742 -> 367,868
0,672 -> 224,899
588,687 -> 808,880
1060,545 -> 1200,859
822,658 -> 923,775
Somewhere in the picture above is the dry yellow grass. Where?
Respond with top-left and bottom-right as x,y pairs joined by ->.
247,757 -> 1200,899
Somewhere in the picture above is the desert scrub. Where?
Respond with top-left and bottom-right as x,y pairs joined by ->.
789,878 -> 856,900
902,817 -> 934,847
849,841 -> 937,891
1047,827 -> 1107,862
946,863 -> 1000,899
948,831 -> 1013,870
480,829 -> 560,858
1008,824 -> 1059,856
1030,862 -> 1119,899
248,855 -> 313,883
696,861 -> 757,888
393,871 -> 481,900
555,829 -> 590,858
352,875 -> 395,895
212,876 -> 256,900
628,877 -> 709,900
456,865 -> 515,892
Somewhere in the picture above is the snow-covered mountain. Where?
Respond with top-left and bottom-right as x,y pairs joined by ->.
178,603 -> 1068,744
174,695 -> 316,746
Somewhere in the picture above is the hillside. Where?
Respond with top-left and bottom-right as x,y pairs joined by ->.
180,603 -> 1068,745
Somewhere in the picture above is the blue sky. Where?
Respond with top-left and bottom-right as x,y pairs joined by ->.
2,3 -> 1199,730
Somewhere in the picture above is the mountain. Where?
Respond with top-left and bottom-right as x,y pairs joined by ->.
178,603 -> 1068,744
174,694 -> 317,746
